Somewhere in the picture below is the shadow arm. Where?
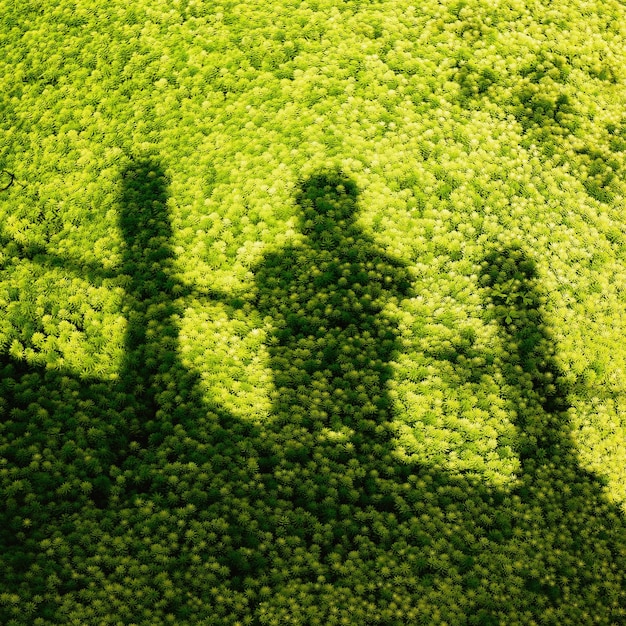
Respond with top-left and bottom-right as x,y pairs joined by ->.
1,231 -> 118,281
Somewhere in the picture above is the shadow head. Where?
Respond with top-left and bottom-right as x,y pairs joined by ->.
296,170 -> 359,240
117,158 -> 174,296
118,159 -> 172,249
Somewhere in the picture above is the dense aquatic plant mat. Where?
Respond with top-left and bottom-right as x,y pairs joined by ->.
2,0 -> 626,624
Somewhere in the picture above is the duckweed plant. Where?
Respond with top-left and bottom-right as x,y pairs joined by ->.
1,0 -> 626,624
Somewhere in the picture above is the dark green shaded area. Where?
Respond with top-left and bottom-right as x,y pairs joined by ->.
1,166 -> 626,624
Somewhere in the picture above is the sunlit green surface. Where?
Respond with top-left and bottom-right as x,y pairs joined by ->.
1,1 -> 626,623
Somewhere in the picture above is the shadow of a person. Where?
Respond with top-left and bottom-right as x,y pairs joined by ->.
473,244 -> 626,623
0,157 -> 247,622
251,171 -> 413,504
226,170 -> 435,606
115,160 -> 213,458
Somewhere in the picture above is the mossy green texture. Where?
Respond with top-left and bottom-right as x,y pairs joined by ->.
1,0 -> 626,624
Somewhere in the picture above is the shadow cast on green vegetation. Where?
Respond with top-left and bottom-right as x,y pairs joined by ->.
1,164 -> 626,624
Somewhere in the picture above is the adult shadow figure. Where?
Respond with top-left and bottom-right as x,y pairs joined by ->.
0,157 -> 248,623
235,171 -> 440,616
0,159 -> 197,496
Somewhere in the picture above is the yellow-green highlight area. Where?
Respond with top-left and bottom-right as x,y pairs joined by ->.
1,0 -> 626,624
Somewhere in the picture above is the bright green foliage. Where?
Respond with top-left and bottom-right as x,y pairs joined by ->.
2,0 -> 626,624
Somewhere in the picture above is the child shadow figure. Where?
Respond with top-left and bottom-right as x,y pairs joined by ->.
251,171 -> 413,476
473,245 -> 626,622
